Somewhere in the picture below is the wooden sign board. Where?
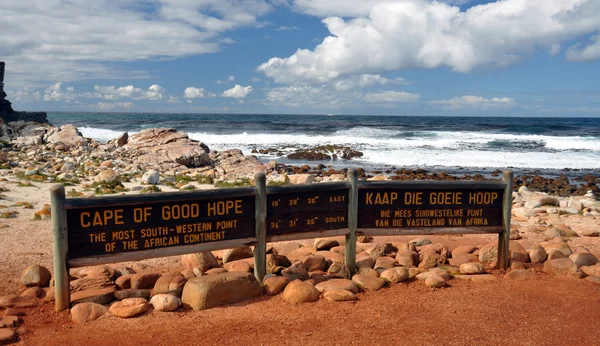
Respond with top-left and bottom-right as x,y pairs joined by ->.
266,185 -> 349,239
64,190 -> 256,263
358,184 -> 504,232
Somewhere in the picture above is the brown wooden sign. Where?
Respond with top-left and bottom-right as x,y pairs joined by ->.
266,187 -> 349,236
66,194 -> 255,260
358,186 -> 504,230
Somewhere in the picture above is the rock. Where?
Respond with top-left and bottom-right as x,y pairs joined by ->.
20,264 -> 51,287
314,238 -> 340,251
266,254 -> 290,274
279,242 -> 301,256
141,170 -> 160,184
416,268 -> 451,282
540,241 -> 573,256
20,287 -> 45,299
70,277 -> 116,292
479,241 -> 528,263
181,252 -> 219,272
581,264 -> 600,276
511,261 -> 526,270
71,302 -> 108,324
569,253 -> 599,268
374,257 -> 398,270
223,259 -> 252,273
357,236 -> 373,243
504,269 -> 537,281
0,315 -> 20,328
223,247 -> 254,263
150,294 -> 181,312
153,274 -> 186,296
352,274 -> 386,291
448,256 -> 472,267
452,245 -> 477,256
359,267 -> 380,278
369,243 -> 395,260
46,124 -> 86,149
282,280 -> 320,304
93,169 -> 120,184
288,174 -> 314,185
379,267 -> 409,283
409,238 -> 432,247
547,249 -> 567,260
0,294 -> 39,308
418,252 -> 444,269
326,262 -> 350,279
263,276 -> 291,295
0,328 -> 17,344
585,276 -> 600,285
315,279 -> 359,294
78,265 -> 117,280
315,250 -> 344,264
114,132 -> 128,146
71,288 -> 116,306
304,255 -> 327,272
281,262 -> 309,281
459,262 -> 485,275
109,298 -> 150,318
582,230 -> 600,237
425,275 -> 446,288
204,268 -> 227,275
114,289 -> 151,300
356,253 -> 375,269
528,246 -> 548,264
543,258 -> 583,278
545,225 -> 579,238
395,250 -> 417,267
323,289 -> 357,302
181,272 -> 262,310
513,208 -> 537,218
130,273 -> 161,289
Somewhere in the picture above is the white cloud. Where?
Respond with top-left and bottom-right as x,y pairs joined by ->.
43,83 -> 77,102
93,84 -> 166,100
250,77 -> 262,82
260,0 -> 600,84
334,74 -> 407,91
0,1 -> 275,86
276,26 -> 300,31
97,102 -> 133,110
222,85 -> 253,98
364,91 -> 420,103
6,88 -> 41,103
184,87 -> 205,99
429,95 -> 515,109
566,35 -> 600,61
217,76 -> 236,84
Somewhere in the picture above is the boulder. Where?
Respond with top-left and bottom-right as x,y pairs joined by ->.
581,264 -> 600,276
223,247 -> 254,263
315,279 -> 359,294
46,124 -> 86,149
374,256 -> 397,270
459,262 -> 485,275
114,289 -> 151,301
379,267 -> 409,283
94,169 -> 120,184
352,274 -> 386,291
288,174 -> 314,185
504,269 -> 537,281
181,272 -> 262,310
71,288 -> 116,306
181,252 -> 219,272
130,273 -> 161,289
395,250 -> 417,267
21,264 -> 52,287
528,245 -> 547,264
150,294 -> 181,312
314,238 -> 339,251
263,276 -> 291,295
282,280 -> 320,304
303,255 -> 327,272
141,170 -> 160,184
281,262 -> 309,281
223,260 -> 252,273
569,253 -> 599,268
326,262 -> 350,279
452,245 -> 477,256
71,302 -> 108,324
323,290 -> 357,302
585,276 -> 600,285
109,298 -> 150,318
540,241 -> 573,257
543,258 -> 583,278
425,275 -> 446,288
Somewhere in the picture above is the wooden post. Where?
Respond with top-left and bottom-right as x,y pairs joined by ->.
497,170 -> 513,269
51,185 -> 70,312
254,172 -> 267,283
345,169 -> 358,275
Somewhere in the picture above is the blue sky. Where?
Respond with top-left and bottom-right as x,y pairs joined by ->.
2,0 -> 600,116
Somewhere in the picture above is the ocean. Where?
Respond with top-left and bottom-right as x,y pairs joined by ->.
47,112 -> 600,176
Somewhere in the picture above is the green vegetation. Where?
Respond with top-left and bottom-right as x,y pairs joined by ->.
140,185 -> 161,193
267,180 -> 289,186
67,189 -> 85,198
214,178 -> 252,188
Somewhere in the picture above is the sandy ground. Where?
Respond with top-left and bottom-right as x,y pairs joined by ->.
1,178 -> 600,345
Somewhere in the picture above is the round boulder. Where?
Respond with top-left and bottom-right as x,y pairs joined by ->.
21,264 -> 52,287
150,294 -> 181,312
282,280 -> 320,304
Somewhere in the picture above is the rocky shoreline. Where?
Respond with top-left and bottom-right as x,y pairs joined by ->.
0,121 -> 599,344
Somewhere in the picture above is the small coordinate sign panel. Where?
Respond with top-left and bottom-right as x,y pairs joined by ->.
267,188 -> 349,236
358,188 -> 504,229
66,195 -> 255,259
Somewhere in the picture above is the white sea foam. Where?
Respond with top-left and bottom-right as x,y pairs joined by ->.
79,126 -> 600,169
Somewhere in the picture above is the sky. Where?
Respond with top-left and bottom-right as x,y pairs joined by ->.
1,0 -> 600,117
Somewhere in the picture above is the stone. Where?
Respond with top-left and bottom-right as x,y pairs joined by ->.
452,245 -> 477,256
459,262 -> 485,275
288,174 -> 314,185
569,253 -> 599,268
114,289 -> 151,300
303,255 -> 327,272
71,302 -> 108,324
409,238 -> 432,247
70,277 -> 116,292
223,246 -> 254,263
150,294 -> 181,312
479,241 -> 529,263
547,249 -> 566,260
279,242 -> 302,255
181,252 -> 220,272
425,275 -> 446,288
356,253 -> 375,269
369,243 -> 395,260
141,170 -> 160,184
204,268 -> 228,275
582,230 -> 600,237
0,328 -> 17,345
359,267 -> 380,278
326,262 -> 350,279
115,132 -> 128,146
418,252 -> 444,270
0,294 -> 39,308
71,288 -> 116,306
357,236 -> 373,243
153,274 -> 187,295
223,260 -> 252,273
585,276 -> 600,285
374,256 -> 397,270
181,272 -> 262,310
395,250 -> 417,267
282,280 -> 320,304
581,264 -> 600,276
281,262 -> 309,281
94,169 -> 120,184
528,246 -> 547,264
448,256 -> 472,267
352,274 -> 386,291
78,265 -> 117,280
323,290 -> 357,302
504,269 -> 537,281
263,276 -> 291,295
540,241 -> 573,257
315,250 -> 344,264
511,261 -> 526,270
543,258 -> 583,278
379,267 -> 409,283
109,298 -> 150,318
266,254 -> 291,274
0,316 -> 20,328
314,238 -> 339,251
46,124 -> 86,149
315,279 -> 359,294
545,225 -> 579,238
130,273 -> 161,289
115,275 -> 132,289
20,264 -> 51,287
416,268 -> 451,282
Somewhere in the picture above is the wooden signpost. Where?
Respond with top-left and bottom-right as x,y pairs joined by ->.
52,169 -> 512,312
